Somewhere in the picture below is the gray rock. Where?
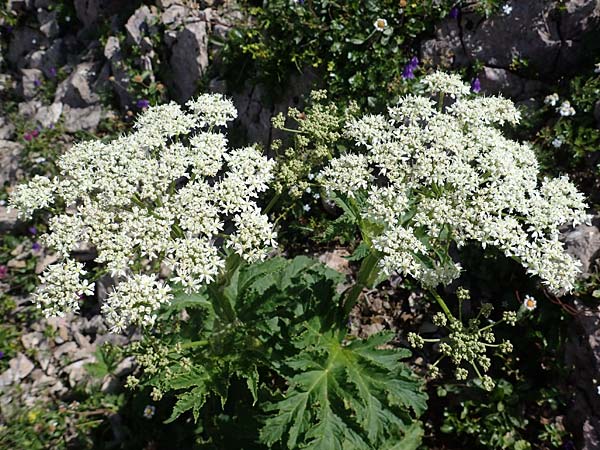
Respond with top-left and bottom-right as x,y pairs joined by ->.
161,4 -> 187,26
125,5 -> 156,46
583,417 -> 600,450
62,104 -> 102,132
74,0 -> 121,28
0,117 -> 15,140
563,215 -> 600,276
479,66 -> 544,98
157,0 -> 182,8
53,341 -> 78,360
19,68 -> 43,99
565,301 -> 600,449
73,330 -> 92,350
54,62 -> 100,107
34,102 -> 63,128
104,36 -> 133,109
21,332 -> 44,350
11,353 -> 35,380
81,315 -> 108,335
8,0 -> 32,12
421,0 -> 600,85
62,358 -> 94,387
100,374 -> 121,393
38,9 -> 59,38
7,27 -> 46,66
18,99 -> 42,119
25,39 -> 66,78
113,356 -> 136,377
0,140 -> 22,188
169,20 -> 209,103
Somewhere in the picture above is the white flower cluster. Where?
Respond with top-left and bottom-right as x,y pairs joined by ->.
10,94 -> 277,331
319,72 -> 589,292
35,259 -> 94,317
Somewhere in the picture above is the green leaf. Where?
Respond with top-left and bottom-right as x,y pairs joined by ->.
381,423 -> 424,450
261,325 -> 427,448
165,385 -> 208,424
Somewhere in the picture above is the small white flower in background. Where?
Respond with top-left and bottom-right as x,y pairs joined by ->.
595,63 -> 600,74
597,385 -> 600,396
303,204 -> 311,212
552,138 -> 563,148
544,93 -> 559,106
32,39 -> 37,45
307,173 -> 315,180
65,16 -> 71,22
143,405 -> 156,419
374,18 -> 388,32
502,4 -> 512,15
558,100 -> 576,117
523,295 -> 537,311
0,200 -> 5,206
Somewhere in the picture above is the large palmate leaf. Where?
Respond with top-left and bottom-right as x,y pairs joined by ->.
261,321 -> 427,449
154,256 -> 345,424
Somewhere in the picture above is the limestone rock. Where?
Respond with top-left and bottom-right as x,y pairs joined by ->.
125,5 -> 156,46
104,36 -> 132,109
0,140 -> 22,187
7,27 -> 46,66
421,0 -> 600,88
0,117 -> 15,140
563,215 -> 600,276
54,62 -> 100,107
19,68 -> 43,99
74,0 -> 121,28
34,102 -> 63,128
168,20 -> 209,103
62,104 -> 102,132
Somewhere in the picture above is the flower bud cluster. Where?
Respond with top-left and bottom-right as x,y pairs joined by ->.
10,94 -> 277,332
318,72 -> 589,292
409,289 -> 518,391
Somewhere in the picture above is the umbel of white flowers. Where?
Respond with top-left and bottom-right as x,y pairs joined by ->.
10,94 -> 277,332
318,72 -> 589,293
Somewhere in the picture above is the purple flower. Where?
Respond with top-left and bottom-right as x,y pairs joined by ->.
34,79 -> 41,87
449,7 -> 460,19
0,265 -> 7,280
29,226 -> 38,235
32,242 -> 42,251
402,57 -> 419,80
23,132 -> 32,142
0,351 -> 4,359
48,67 -> 57,78
31,129 -> 40,137
136,99 -> 150,109
402,65 -> 415,80
471,77 -> 481,93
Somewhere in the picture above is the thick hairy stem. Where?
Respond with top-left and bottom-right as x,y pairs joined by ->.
341,251 -> 381,320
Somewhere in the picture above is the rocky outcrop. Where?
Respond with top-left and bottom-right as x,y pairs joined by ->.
421,0 -> 600,97
168,19 -> 209,103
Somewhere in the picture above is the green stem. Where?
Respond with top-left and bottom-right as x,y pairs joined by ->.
479,320 -> 502,333
180,340 -> 209,349
264,193 -> 281,215
341,251 -> 381,319
428,288 -> 454,320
